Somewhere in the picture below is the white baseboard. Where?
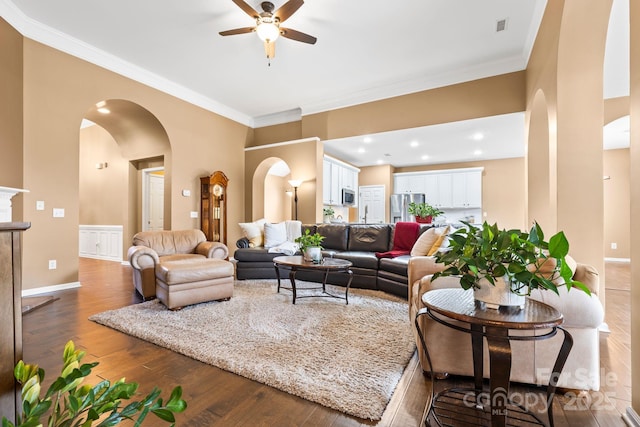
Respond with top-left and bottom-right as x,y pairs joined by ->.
623,407 -> 640,427
605,257 -> 631,263
22,281 -> 81,297
121,260 -> 131,266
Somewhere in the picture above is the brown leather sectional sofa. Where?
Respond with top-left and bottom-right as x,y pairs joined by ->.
234,223 -> 431,298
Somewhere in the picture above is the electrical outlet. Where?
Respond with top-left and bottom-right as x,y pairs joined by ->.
53,208 -> 65,218
611,242 -> 617,250
48,260 -> 57,269
190,211 -> 198,218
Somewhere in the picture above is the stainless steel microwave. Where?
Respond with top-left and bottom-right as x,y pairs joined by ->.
342,188 -> 355,206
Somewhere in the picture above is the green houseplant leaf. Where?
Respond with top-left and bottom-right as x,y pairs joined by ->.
2,341 -> 187,427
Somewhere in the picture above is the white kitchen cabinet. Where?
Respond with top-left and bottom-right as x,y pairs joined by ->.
451,171 -> 482,208
395,168 -> 482,209
323,156 -> 359,206
394,174 -> 426,194
424,173 -> 452,208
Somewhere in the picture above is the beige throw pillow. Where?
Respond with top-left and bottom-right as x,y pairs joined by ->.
427,225 -> 451,256
238,218 -> 266,247
410,228 -> 439,256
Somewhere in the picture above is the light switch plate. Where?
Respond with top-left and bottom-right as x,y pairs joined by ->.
36,201 -> 45,211
190,211 -> 198,218
182,189 -> 191,197
53,208 -> 65,218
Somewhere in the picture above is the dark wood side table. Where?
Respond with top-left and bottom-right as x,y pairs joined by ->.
415,288 -> 573,427
273,255 -> 353,304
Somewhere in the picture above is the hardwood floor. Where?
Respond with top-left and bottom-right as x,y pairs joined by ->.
20,258 -> 630,426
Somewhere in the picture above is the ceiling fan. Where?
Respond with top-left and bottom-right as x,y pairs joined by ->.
220,0 -> 317,61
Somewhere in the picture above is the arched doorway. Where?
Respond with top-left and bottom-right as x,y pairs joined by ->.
252,157 -> 295,222
79,99 -> 172,260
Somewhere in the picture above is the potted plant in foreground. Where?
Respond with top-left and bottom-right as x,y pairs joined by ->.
408,202 -> 443,224
3,340 -> 186,427
432,221 -> 591,309
295,229 -> 325,263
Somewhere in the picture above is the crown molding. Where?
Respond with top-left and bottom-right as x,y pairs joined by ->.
300,56 -> 527,117
253,108 -> 302,128
0,0 -> 254,128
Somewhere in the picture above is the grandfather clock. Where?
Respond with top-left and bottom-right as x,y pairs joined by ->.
200,171 -> 228,245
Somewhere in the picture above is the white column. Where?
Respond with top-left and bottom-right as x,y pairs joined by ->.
0,186 -> 29,222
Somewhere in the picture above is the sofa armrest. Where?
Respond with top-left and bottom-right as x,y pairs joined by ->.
128,245 -> 159,270
196,241 -> 229,259
236,237 -> 250,248
408,256 -> 445,290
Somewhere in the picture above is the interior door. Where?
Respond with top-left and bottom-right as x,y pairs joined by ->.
358,185 -> 386,223
143,168 -> 165,231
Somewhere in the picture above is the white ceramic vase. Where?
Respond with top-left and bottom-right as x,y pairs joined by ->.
474,275 -> 526,310
304,247 -> 322,263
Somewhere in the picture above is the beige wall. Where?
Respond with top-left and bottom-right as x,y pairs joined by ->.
79,125 -> 128,226
603,149 -> 630,259
10,33 -> 249,290
0,19 -> 24,219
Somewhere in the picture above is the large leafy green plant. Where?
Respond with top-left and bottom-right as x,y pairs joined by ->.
2,340 -> 187,427
408,202 -> 443,219
432,221 -> 591,296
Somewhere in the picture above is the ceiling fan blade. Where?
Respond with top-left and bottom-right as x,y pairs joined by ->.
280,27 -> 317,44
264,41 -> 276,59
274,0 -> 304,23
231,0 -> 260,18
219,26 -> 256,36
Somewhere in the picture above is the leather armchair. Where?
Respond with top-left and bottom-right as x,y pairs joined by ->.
128,229 -> 229,299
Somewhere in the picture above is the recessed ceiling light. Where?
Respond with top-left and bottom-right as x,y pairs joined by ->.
473,149 -> 482,156
410,141 -> 419,147
357,147 -> 365,153
376,159 -> 384,165
363,137 -> 373,143
421,155 -> 430,160
471,132 -> 484,141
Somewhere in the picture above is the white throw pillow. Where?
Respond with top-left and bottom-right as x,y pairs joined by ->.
264,222 -> 288,248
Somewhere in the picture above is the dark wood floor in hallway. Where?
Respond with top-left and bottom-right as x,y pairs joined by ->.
20,258 -> 629,426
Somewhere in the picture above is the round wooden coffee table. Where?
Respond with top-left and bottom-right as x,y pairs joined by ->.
273,255 -> 353,304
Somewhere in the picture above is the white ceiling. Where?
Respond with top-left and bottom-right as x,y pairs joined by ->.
1,0 -> 629,167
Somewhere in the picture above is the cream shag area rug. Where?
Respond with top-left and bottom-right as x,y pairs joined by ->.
89,280 -> 415,420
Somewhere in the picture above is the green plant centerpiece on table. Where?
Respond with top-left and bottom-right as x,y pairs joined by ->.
3,340 -> 187,427
408,202 -> 444,224
431,221 -> 591,308
295,229 -> 325,263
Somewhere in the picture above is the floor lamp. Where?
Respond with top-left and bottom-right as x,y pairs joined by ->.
288,179 -> 303,220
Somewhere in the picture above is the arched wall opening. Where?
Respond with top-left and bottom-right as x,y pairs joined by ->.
79,99 -> 172,259
252,157 -> 294,222
526,89 -> 556,232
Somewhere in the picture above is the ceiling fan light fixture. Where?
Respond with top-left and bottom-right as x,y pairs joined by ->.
256,20 -> 280,42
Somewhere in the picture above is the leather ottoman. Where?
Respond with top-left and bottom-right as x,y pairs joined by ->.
155,258 -> 234,309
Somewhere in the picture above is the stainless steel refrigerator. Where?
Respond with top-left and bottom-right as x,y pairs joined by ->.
390,193 -> 426,223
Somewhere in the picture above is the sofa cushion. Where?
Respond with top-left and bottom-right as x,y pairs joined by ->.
379,255 -> 411,276
348,224 -> 391,252
333,251 -> 379,269
133,229 -> 206,256
316,224 -> 349,251
156,258 -> 234,285
233,247 -> 285,262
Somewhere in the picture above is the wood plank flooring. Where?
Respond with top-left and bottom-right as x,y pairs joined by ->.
19,258 -> 630,426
